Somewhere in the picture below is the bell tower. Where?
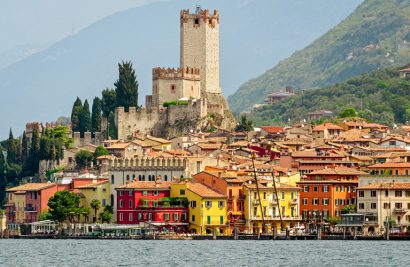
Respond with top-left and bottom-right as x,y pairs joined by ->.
180,7 -> 221,95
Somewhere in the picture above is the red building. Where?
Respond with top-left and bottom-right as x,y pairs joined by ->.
116,181 -> 189,233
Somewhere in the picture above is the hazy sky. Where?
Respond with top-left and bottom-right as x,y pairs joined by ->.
0,0 -> 161,52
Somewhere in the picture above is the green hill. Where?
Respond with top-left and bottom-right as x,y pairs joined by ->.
228,0 -> 410,113
246,65 -> 410,126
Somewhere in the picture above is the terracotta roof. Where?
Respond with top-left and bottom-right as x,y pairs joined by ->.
297,180 -> 358,185
357,182 -> 410,190
313,123 -> 343,131
399,67 -> 410,72
75,180 -> 109,189
188,183 -> 226,198
308,167 -> 367,176
117,181 -> 172,190
106,142 -> 131,149
244,182 -> 300,190
97,155 -> 116,160
7,183 -> 56,192
260,126 -> 287,134
368,162 -> 410,168
292,150 -> 345,158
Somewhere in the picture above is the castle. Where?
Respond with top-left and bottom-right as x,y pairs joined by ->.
115,7 -> 235,140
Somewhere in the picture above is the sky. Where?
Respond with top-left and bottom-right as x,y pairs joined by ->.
0,0 -> 161,52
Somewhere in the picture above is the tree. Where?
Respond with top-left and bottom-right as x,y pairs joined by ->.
90,199 -> 101,223
235,115 -> 253,132
6,129 -> 17,164
48,190 -> 80,223
101,88 -> 117,118
71,97 -> 83,132
46,125 -> 73,149
108,111 -> 117,139
91,97 -> 102,134
339,108 -> 358,118
99,206 -> 113,223
74,150 -> 93,169
0,151 -> 8,205
93,146 -> 109,162
115,61 -> 139,112
21,131 -> 28,164
38,211 -> 53,221
341,204 -> 357,214
80,99 -> 91,137
26,124 -> 41,174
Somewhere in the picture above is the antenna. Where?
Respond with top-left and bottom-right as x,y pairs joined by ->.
195,2 -> 201,14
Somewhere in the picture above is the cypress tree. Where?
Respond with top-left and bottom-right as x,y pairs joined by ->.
80,99 -> 92,137
0,150 -> 8,203
27,124 -> 41,174
114,61 -> 139,112
6,129 -> 17,164
71,97 -> 83,132
91,97 -> 102,134
108,111 -> 117,139
101,88 -> 117,118
21,131 -> 28,164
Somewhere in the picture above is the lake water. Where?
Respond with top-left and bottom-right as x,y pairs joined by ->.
0,240 -> 407,266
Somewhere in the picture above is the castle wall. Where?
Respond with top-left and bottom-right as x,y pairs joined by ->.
153,77 -> 200,107
180,9 -> 221,95
115,107 -> 161,140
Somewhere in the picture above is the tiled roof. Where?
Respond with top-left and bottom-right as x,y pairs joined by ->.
106,142 -> 131,149
188,183 -> 226,198
368,162 -> 410,168
117,181 -> 172,190
313,123 -> 343,131
260,126 -> 286,134
75,180 -> 109,189
357,182 -> 410,190
308,167 -> 367,176
7,183 -> 56,192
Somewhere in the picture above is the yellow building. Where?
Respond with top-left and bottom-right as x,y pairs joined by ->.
75,180 -> 111,223
171,182 -> 228,235
12,191 -> 26,224
0,210 -> 6,235
243,181 -> 301,234
277,172 -> 301,186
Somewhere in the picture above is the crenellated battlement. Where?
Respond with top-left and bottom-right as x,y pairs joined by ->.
152,67 -> 200,80
180,8 -> 219,25
108,157 -> 188,170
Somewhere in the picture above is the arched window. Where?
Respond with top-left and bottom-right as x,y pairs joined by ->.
164,175 -> 168,181
132,174 -> 136,181
126,175 -> 130,181
139,175 -> 142,181
142,175 -> 145,181
111,175 -> 115,184
148,175 -> 152,181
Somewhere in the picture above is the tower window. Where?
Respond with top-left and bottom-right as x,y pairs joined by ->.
171,85 -> 176,93
194,18 -> 199,25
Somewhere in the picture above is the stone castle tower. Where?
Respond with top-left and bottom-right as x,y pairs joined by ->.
115,7 -> 234,139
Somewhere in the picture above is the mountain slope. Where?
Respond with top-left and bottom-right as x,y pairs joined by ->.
247,65 -> 410,126
228,0 -> 410,113
0,0 -> 362,139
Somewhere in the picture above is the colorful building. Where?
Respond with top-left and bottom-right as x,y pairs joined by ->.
75,179 -> 110,223
171,182 -> 228,235
116,181 -> 189,233
5,183 -> 60,224
243,180 -> 301,234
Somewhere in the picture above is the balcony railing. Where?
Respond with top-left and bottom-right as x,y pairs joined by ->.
289,199 -> 298,205
393,208 -> 407,214
24,207 -> 37,212
205,221 -> 226,226
252,199 -> 260,205
269,199 -> 278,206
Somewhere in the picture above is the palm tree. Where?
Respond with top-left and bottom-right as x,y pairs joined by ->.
90,199 -> 101,223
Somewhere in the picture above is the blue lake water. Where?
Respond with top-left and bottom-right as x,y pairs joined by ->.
0,240 -> 407,266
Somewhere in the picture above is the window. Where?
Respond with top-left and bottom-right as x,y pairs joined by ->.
385,190 -> 389,197
218,201 -> 224,208
302,210 -> 308,219
253,207 -> 257,216
129,200 -> 133,208
220,216 -> 224,225
383,203 -> 391,209
153,191 -> 159,196
126,175 -> 130,181
207,216 -> 211,224
102,199 -> 106,206
335,199 -> 339,205
142,191 -> 148,196
191,215 -> 195,222
205,201 -> 212,208
263,206 -> 266,216
322,186 -> 328,193
291,192 -> 294,199
147,213 -> 152,221
190,201 -> 197,208
312,198 -> 319,205
408,203 -> 410,209
119,213 -> 123,221
129,213 -> 133,221
303,186 -> 309,192
182,213 -> 187,221
395,203 -> 402,209
395,191 -> 403,197
335,186 -> 338,192
164,213 -> 170,221
180,189 -> 186,195
171,84 -> 176,93
322,199 -> 329,205
119,191 -> 124,196
111,175 -> 114,184
341,186 -> 345,192
282,192 -> 285,200
340,199 -> 345,205
102,188 -> 106,192
302,198 -> 308,205
173,213 -> 179,221
263,192 -> 267,200
358,191 -> 364,197
405,191 -> 410,197
119,200 -> 124,208
370,203 -> 377,209
152,201 -> 158,207
370,191 -> 376,197
164,175 -> 168,181
313,186 -> 318,192
128,191 -> 132,196
254,192 -> 257,199
138,213 -> 142,220
358,203 -> 364,209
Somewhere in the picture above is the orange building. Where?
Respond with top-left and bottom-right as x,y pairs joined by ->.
193,171 -> 251,233
368,162 -> 410,176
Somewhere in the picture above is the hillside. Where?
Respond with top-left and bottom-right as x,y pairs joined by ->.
228,0 -> 410,113
0,0 -> 362,139
247,65 -> 410,126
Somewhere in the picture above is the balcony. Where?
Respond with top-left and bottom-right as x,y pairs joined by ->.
393,208 -> 407,214
252,199 -> 260,205
24,206 -> 37,212
269,198 -> 278,206
289,199 -> 298,205
205,221 -> 226,226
